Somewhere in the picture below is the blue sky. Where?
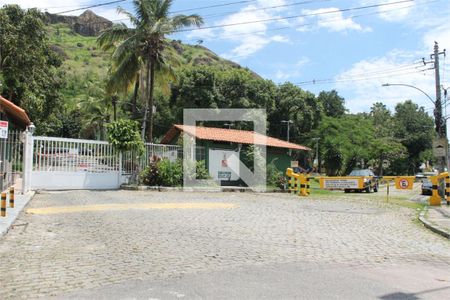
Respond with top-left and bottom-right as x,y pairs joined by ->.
4,0 -> 450,115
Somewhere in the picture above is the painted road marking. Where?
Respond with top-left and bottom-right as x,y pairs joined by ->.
26,202 -> 237,215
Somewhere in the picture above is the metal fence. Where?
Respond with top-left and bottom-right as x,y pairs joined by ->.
121,144 -> 206,175
32,136 -> 119,173
0,130 -> 23,191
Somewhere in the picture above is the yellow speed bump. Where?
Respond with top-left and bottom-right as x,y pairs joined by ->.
27,202 -> 237,215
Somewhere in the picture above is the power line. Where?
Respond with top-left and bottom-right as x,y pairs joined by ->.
195,1 -> 421,43
295,68 -> 434,87
52,0 -> 257,15
174,0 -> 416,33
169,0 -> 258,14
201,0 -> 332,19
55,0 -> 128,14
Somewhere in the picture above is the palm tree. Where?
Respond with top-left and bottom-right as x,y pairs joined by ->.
98,0 -> 203,142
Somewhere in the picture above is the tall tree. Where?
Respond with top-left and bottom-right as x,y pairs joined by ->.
369,102 -> 406,176
0,5 -> 65,131
98,0 -> 203,142
317,90 -> 346,118
392,100 -> 434,174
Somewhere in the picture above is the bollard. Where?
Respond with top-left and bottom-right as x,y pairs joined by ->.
292,176 -> 298,194
446,175 -> 450,206
429,175 -> 441,206
9,186 -> 14,208
306,175 -> 311,195
1,192 -> 6,217
299,174 -> 308,196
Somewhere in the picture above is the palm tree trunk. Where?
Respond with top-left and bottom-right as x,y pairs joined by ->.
147,59 -> 155,142
131,76 -> 139,119
141,61 -> 151,141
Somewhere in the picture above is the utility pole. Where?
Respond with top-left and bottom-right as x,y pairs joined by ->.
424,42 -> 447,171
281,120 -> 293,142
431,42 -> 446,138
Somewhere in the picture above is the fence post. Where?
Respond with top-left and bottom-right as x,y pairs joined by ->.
21,127 -> 34,194
429,175 -> 441,206
299,174 -> 307,196
118,151 -> 123,187
1,192 -> 6,217
306,175 -> 311,195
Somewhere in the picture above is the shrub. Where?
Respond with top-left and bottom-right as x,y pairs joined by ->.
158,159 -> 183,187
107,119 -> 144,155
140,159 -> 210,186
267,161 -> 286,190
196,160 -> 210,179
141,157 -> 161,186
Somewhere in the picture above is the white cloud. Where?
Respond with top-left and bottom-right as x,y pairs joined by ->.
271,35 -> 289,43
334,51 -> 435,113
422,23 -> 450,54
274,56 -> 310,82
213,1 -> 291,59
186,28 -> 216,40
276,70 -> 291,80
2,0 -> 84,15
376,0 -> 415,22
300,7 -> 366,32
224,35 -> 271,58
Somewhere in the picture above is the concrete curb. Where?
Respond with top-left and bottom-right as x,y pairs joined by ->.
121,185 -> 289,193
0,191 -> 36,237
418,207 -> 450,240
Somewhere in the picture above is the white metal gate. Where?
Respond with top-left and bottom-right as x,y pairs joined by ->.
21,134 -> 202,191
28,136 -> 121,190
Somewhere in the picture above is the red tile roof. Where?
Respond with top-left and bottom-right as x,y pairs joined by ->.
161,124 -> 311,151
0,95 -> 31,130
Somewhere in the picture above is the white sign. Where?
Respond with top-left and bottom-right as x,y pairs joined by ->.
0,121 -> 8,139
209,149 -> 240,181
323,179 -> 359,189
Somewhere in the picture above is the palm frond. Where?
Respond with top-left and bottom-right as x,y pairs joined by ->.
170,14 -> 204,31
97,24 -> 134,51
107,52 -> 142,94
111,35 -> 141,66
157,0 -> 173,19
117,6 -> 139,27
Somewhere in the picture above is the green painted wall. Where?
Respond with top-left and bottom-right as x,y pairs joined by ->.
166,135 -> 295,175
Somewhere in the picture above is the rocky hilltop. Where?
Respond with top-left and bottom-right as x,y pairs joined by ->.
46,10 -> 112,37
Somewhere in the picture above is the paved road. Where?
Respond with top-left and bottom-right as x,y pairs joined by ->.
0,190 -> 449,299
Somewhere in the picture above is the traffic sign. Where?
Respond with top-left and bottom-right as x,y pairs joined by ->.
394,177 -> 414,190
0,121 -> 8,139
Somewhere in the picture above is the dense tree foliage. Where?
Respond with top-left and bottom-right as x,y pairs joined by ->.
317,90 -> 346,117
0,5 -> 66,134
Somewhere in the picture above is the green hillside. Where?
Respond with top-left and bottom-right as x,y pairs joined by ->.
47,23 -> 241,83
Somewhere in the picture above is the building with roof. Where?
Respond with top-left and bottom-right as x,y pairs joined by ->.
161,125 -> 310,185
0,95 -> 31,130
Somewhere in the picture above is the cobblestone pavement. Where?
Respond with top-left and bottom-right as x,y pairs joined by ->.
0,190 -> 450,299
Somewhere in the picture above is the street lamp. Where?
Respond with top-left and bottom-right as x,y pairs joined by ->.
311,137 -> 320,172
281,120 -> 293,142
382,83 -> 435,104
382,82 -> 447,171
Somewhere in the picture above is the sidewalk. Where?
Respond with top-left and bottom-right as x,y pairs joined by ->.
420,201 -> 450,239
0,191 -> 35,236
